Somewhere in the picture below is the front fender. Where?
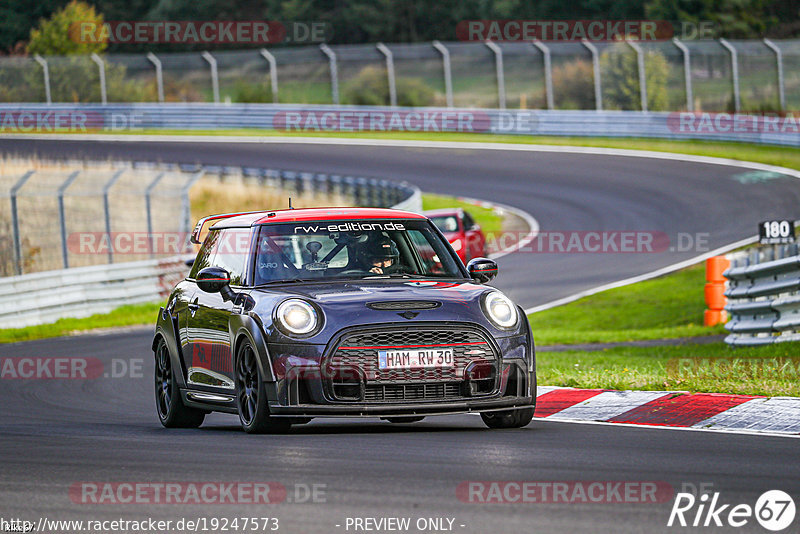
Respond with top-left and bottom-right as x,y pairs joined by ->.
230,314 -> 277,383
153,306 -> 187,388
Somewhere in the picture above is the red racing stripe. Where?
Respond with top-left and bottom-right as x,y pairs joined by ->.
534,388 -> 606,418
607,393 -> 759,427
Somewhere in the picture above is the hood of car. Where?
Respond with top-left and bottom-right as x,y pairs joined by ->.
250,279 -> 512,342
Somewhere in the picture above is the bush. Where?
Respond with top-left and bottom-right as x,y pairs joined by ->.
228,80 -> 273,103
27,1 -> 106,56
551,60 -> 596,110
599,42 -> 669,111
342,65 -> 436,107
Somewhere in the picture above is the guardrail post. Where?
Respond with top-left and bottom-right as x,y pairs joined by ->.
376,43 -> 397,107
180,170 -> 205,252
145,172 -> 166,258
102,169 -> 125,264
33,55 -> 52,104
201,51 -> 220,104
626,40 -> 648,112
259,49 -> 279,103
719,39 -> 740,112
58,171 -> 80,269
432,41 -> 454,108
146,52 -> 165,103
532,40 -> 554,110
319,44 -> 339,105
763,39 -> 786,111
90,53 -> 107,104
484,41 -> 506,110
10,171 -> 34,275
672,38 -> 693,111
581,39 -> 603,111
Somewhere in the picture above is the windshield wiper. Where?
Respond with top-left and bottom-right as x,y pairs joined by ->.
255,278 -> 315,286
361,273 -> 416,279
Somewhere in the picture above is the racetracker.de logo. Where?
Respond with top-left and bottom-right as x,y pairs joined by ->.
70,21 -> 329,44
457,20 -> 674,42
668,112 -> 800,135
457,481 -> 674,504
0,357 -> 104,380
273,110 -> 491,133
0,110 -> 104,132
70,482 -> 287,505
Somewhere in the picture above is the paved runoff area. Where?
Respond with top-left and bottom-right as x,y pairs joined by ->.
535,387 -> 800,435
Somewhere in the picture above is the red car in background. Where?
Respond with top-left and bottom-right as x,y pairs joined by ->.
425,208 -> 488,264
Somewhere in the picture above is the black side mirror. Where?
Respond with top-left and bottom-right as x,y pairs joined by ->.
467,258 -> 498,284
197,266 -> 235,301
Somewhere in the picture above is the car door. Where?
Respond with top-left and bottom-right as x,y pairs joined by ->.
185,228 -> 251,391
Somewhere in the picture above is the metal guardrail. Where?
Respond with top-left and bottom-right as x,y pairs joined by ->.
1,103 -> 799,146
724,244 -> 800,346
0,165 -> 420,328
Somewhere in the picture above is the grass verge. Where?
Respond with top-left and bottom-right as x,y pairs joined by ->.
0,302 -> 162,344
529,263 -> 724,346
538,343 -> 800,397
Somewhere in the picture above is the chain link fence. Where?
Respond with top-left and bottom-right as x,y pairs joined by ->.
0,160 -> 418,277
2,39 -> 798,112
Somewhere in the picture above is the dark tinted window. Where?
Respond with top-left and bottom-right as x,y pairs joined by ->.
462,211 -> 476,229
211,228 -> 251,286
188,229 -> 219,278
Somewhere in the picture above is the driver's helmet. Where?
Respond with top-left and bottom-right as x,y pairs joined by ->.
358,235 -> 400,270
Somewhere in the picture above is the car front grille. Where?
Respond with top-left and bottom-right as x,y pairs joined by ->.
364,382 -> 462,402
329,326 -> 496,384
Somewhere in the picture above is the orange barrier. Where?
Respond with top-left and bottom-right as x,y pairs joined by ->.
704,256 -> 730,326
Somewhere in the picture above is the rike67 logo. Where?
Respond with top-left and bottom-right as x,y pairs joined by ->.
668,489 -> 796,531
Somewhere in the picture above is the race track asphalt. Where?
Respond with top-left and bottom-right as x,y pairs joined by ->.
1,137 -> 799,533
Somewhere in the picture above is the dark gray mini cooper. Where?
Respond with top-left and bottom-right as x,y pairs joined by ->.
153,207 -> 536,433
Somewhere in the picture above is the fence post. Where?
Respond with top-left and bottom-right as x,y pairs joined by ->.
719,38 -> 740,112
259,49 -> 279,103
180,170 -> 205,252
201,51 -> 220,104
626,40 -> 648,112
763,39 -> 786,111
146,52 -> 164,103
672,38 -> 693,111
58,171 -> 80,269
90,53 -> 107,104
532,40 -> 554,110
10,171 -> 34,275
376,43 -> 397,107
581,39 -> 603,111
432,41 -> 454,108
319,44 -> 339,104
145,172 -> 166,258
33,55 -> 51,104
102,169 -> 126,264
484,41 -> 506,109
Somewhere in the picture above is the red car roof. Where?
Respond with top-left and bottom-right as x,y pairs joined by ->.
210,207 -> 427,229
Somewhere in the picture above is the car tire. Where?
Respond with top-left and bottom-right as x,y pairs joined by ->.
154,338 -> 205,428
235,340 -> 292,434
384,416 -> 425,424
480,407 -> 534,429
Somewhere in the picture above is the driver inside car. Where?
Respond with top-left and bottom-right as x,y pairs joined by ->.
357,235 -> 400,274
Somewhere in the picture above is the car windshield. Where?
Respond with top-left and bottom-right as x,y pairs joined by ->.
253,219 -> 465,284
429,215 -> 460,233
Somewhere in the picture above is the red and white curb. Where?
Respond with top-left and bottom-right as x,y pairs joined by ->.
534,387 -> 800,437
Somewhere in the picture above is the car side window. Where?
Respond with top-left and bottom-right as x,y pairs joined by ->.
189,229 -> 220,278
211,228 -> 250,286
462,211 -> 476,230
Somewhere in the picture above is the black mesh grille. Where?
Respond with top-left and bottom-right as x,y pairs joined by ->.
330,327 -> 496,384
367,301 -> 441,311
364,382 -> 462,402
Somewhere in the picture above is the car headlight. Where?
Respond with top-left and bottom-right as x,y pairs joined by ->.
482,291 -> 518,329
275,299 -> 319,336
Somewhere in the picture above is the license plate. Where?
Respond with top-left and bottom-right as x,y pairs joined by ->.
378,348 -> 454,370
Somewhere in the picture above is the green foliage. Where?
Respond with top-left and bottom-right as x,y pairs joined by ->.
645,0 -> 781,38
27,0 -> 107,56
551,60 -> 596,110
342,65 -> 436,107
226,80 -> 273,104
599,42 -> 669,111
